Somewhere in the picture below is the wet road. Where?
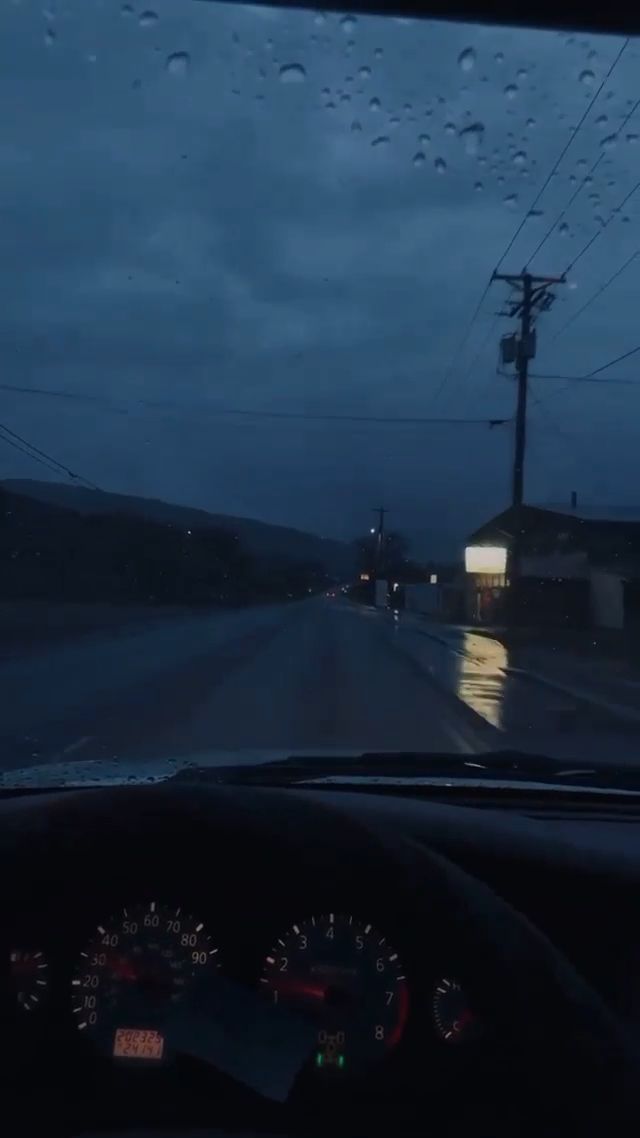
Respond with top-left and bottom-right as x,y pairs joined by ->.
2,597 -> 640,774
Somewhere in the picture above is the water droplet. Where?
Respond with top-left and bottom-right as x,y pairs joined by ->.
369,97 -> 381,111
513,150 -> 526,167
444,122 -> 456,136
529,208 -> 543,217
622,215 -> 631,223
87,52 -> 97,63
627,133 -> 639,145
526,117 -> 536,128
494,51 -> 504,63
504,193 -> 518,207
600,134 -> 617,151
579,69 -> 595,86
374,47 -> 383,59
474,180 -> 483,192
419,132 -> 431,146
340,14 -> 356,33
576,157 -> 588,169
371,135 -> 389,148
413,151 -> 426,167
504,84 -> 518,100
44,26 -> 55,45
595,114 -> 608,127
458,47 -> 476,72
497,174 -> 505,184
166,51 -> 189,77
568,174 -> 577,184
358,65 -> 371,80
351,120 -> 362,132
389,116 -> 400,127
517,67 -> 528,80
434,156 -> 447,174
558,221 -> 569,236
138,9 -> 158,26
121,2 -> 133,13
339,93 -> 350,103
459,121 -> 484,156
314,12 -> 326,25
279,62 -> 306,84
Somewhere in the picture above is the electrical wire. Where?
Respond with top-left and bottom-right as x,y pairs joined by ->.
425,281 -> 494,409
588,342 -> 640,377
0,421 -> 99,488
0,383 -> 507,426
530,370 -> 639,384
551,249 -> 640,341
528,94 -> 640,271
495,36 -> 630,274
564,174 -> 640,276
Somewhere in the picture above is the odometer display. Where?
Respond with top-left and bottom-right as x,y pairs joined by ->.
261,914 -> 408,1074
71,902 -> 219,1058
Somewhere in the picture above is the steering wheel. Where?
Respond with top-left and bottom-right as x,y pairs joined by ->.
377,824 -> 639,1136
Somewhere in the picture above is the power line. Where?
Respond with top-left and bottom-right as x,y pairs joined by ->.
527,93 -> 640,271
0,383 -> 508,426
497,36 -> 630,273
588,342 -> 640,377
426,281 -> 494,408
564,174 -> 640,275
0,420 -> 98,488
530,370 -> 639,385
551,249 -> 639,341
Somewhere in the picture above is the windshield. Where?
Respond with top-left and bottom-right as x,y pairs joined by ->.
2,0 -> 639,785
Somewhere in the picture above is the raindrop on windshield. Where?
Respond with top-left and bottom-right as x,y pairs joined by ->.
494,51 -> 504,63
458,47 -> 476,72
434,156 -> 447,174
595,114 -> 608,127
513,150 -> 526,166
351,120 -> 362,132
517,68 -> 528,80
358,65 -> 371,80
374,47 -> 383,59
579,69 -> 595,86
371,135 -> 389,148
44,26 -> 55,45
504,84 -> 518,99
314,12 -> 326,25
121,2 -> 133,13
369,96 -> 381,111
279,63 -> 306,84
340,14 -> 356,33
627,133 -> 639,145
166,51 -> 190,77
459,122 -> 484,155
413,151 -> 426,167
526,117 -> 536,128
444,122 -> 456,136
419,132 -> 431,146
558,221 -> 569,236
139,9 -> 158,26
474,180 -> 483,192
600,134 -> 617,151
504,193 -> 518,207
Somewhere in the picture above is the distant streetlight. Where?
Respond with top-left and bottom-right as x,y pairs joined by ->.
370,527 -> 376,534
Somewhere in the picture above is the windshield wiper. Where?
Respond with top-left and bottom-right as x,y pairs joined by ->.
171,751 -> 640,793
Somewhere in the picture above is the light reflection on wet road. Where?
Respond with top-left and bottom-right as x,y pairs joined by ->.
1,597 -> 640,773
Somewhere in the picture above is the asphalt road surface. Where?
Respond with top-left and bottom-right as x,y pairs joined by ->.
2,597 -> 640,775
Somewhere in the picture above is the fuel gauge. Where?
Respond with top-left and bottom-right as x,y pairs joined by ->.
10,950 -> 48,1012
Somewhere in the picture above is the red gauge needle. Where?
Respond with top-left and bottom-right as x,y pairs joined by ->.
275,978 -> 327,1001
110,955 -> 138,982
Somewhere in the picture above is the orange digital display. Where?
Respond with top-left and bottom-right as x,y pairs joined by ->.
113,1028 -> 164,1061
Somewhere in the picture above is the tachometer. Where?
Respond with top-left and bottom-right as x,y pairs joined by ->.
261,914 -> 409,1074
71,902 -> 219,1060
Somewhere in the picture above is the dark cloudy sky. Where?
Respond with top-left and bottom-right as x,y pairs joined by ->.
1,0 -> 639,555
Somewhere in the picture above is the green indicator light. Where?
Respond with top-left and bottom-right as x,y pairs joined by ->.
315,1052 -> 324,1068
337,1055 -> 345,1069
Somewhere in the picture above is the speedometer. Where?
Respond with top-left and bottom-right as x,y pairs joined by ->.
71,902 -> 219,1060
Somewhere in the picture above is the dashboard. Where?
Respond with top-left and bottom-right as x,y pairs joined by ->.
1,778 -> 639,1137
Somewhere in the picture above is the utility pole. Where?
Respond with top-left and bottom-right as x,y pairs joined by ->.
492,270 -> 565,507
372,506 -> 387,576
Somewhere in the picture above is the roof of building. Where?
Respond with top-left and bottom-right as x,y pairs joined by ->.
468,505 -> 640,566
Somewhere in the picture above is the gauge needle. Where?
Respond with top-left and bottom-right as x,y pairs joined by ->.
276,978 -> 327,1001
110,955 -> 138,982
